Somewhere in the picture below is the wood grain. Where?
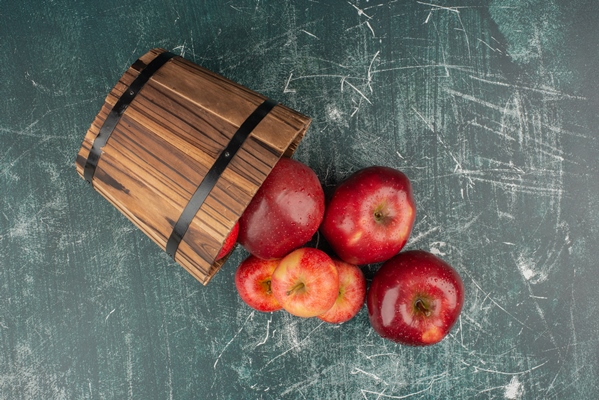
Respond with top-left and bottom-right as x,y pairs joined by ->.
75,48 -> 311,284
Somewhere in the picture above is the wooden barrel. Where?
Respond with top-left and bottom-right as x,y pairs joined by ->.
75,48 -> 311,285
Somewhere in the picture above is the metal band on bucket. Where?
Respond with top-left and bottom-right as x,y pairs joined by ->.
166,98 -> 278,260
83,51 -> 177,184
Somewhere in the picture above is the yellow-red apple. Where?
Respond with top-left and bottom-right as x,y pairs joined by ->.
318,259 -> 366,324
271,248 -> 339,318
235,255 -> 282,312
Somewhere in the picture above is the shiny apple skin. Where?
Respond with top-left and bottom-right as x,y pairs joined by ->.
367,250 -> 464,346
215,221 -> 239,261
318,259 -> 366,324
320,166 -> 416,265
239,158 -> 325,260
235,255 -> 282,312
271,248 -> 339,318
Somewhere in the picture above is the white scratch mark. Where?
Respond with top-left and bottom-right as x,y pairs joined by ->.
326,104 -> 347,126
499,212 -> 515,221
469,74 -> 586,100
411,107 -> 434,132
189,29 -> 196,60
436,131 -> 465,173
460,213 -> 482,231
125,333 -> 134,399
474,360 -> 548,376
478,38 -> 500,53
300,29 -> 319,39
1,136 -> 54,179
458,175 -> 563,197
455,12 -> 471,59
357,349 -> 399,361
280,364 -> 338,397
104,308 -> 116,323
407,226 -> 440,246
289,73 -> 359,82
360,385 -> 431,399
366,21 -> 375,37
367,51 -> 380,93
263,321 -> 325,368
529,295 -> 548,300
349,1 -> 373,19
459,315 -> 464,347
468,118 -> 517,142
429,241 -> 447,256
546,370 -> 561,395
504,376 -> 524,399
470,279 -> 533,331
417,1 -> 459,14
214,311 -> 254,369
516,255 -> 537,281
445,88 -> 516,114
283,72 -> 296,93
372,64 -> 473,75
516,254 -> 547,284
344,80 -> 373,104
255,314 -> 272,348
350,367 -> 388,385
173,43 -> 186,57
424,11 -> 432,24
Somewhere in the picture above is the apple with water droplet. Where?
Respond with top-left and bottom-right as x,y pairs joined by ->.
239,158 -> 325,260
271,248 -> 339,318
215,221 -> 239,261
318,259 -> 366,324
367,250 -> 465,346
235,254 -> 282,312
320,165 -> 416,265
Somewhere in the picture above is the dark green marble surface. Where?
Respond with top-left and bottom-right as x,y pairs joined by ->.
1,1 -> 598,398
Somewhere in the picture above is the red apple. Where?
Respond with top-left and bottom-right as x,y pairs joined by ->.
215,221 -> 239,261
318,259 -> 366,324
271,248 -> 339,318
320,166 -> 416,265
239,158 -> 325,260
367,250 -> 464,346
235,255 -> 282,312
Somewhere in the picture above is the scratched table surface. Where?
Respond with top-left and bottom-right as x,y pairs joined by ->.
1,0 -> 598,399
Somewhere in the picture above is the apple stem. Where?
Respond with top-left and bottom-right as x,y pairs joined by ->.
265,280 -> 272,295
374,210 -> 385,222
287,282 -> 305,296
415,299 -> 431,317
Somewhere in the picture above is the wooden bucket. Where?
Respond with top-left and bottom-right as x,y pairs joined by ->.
75,48 -> 311,285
